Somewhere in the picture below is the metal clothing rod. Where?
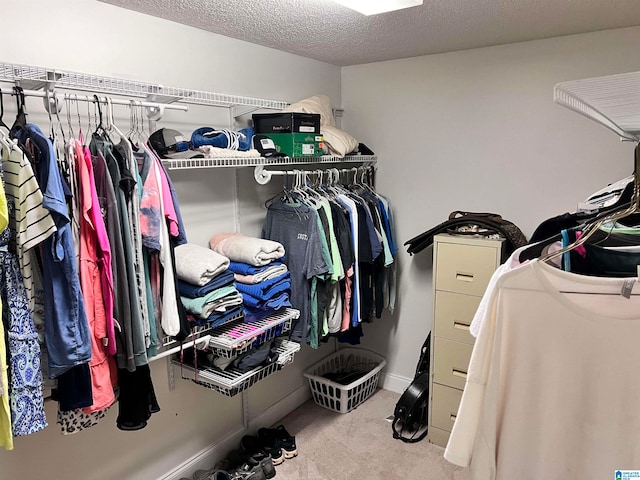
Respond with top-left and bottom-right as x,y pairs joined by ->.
253,163 -> 375,185
14,89 -> 189,112
151,335 -> 212,362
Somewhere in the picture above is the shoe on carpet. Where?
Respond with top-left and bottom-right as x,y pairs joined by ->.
241,434 -> 284,467
258,425 -> 297,459
218,449 -> 267,480
211,471 -> 232,480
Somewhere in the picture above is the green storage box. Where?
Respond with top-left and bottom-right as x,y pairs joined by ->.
263,132 -> 324,157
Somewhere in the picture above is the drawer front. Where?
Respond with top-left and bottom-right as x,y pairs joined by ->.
433,337 -> 473,390
434,291 -> 480,345
428,426 -> 451,448
431,383 -> 463,432
435,242 -> 498,296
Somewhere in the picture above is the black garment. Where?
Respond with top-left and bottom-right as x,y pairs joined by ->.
338,323 -> 363,345
232,341 -> 279,373
116,364 -> 160,431
530,212 -> 584,244
353,201 -> 374,320
316,207 -> 331,331
330,201 -> 355,272
54,363 -> 93,411
572,243 -> 640,277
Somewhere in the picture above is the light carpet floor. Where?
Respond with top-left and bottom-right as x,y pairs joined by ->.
271,389 -> 469,480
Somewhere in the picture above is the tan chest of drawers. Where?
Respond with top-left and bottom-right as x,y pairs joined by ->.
428,233 -> 504,447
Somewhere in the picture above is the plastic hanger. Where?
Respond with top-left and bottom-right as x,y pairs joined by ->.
10,86 -> 28,136
540,143 -> 640,264
0,88 -> 9,132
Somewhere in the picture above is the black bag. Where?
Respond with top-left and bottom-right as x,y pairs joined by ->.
404,211 -> 528,261
392,332 -> 431,443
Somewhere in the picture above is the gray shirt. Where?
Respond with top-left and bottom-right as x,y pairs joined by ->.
262,200 -> 329,343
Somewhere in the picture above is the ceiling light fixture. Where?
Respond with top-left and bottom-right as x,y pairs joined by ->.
332,0 -> 423,16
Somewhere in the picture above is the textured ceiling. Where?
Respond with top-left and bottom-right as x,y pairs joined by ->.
99,0 -> 640,66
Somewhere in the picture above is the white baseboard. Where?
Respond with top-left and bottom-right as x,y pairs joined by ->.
158,385 -> 311,480
380,372 -> 411,394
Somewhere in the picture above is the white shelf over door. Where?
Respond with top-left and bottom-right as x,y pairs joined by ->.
554,71 -> 640,142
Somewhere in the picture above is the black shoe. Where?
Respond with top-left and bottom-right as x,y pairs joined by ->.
258,425 -> 297,460
241,434 -> 283,468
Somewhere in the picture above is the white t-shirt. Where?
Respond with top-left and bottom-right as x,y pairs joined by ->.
445,259 -> 640,479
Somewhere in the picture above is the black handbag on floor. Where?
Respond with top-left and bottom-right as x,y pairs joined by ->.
392,332 -> 431,443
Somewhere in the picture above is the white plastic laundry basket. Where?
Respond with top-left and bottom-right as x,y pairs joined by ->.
303,348 -> 386,414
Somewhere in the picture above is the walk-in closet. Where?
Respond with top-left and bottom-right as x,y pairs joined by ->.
2,1 -> 640,479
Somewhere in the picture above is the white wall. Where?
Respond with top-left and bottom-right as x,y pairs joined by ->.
0,1 -> 341,479
342,26 -> 640,388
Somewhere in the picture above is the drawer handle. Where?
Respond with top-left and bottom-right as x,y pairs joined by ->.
450,414 -> 457,422
453,322 -> 470,331
452,368 -> 467,379
456,272 -> 474,282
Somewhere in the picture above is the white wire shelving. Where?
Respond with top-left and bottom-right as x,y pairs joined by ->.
208,307 -> 299,358
175,339 -> 301,397
162,154 -> 377,171
0,62 -> 288,110
554,71 -> 640,142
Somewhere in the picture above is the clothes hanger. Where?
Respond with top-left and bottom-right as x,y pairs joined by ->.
539,142 -> 640,265
10,86 -> 28,136
65,96 -> 75,140
93,95 -> 107,139
0,88 -> 9,132
105,97 -> 126,144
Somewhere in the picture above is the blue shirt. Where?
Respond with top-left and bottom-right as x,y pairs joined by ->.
13,124 -> 91,378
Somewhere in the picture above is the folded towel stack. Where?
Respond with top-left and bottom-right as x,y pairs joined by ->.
175,243 -> 242,328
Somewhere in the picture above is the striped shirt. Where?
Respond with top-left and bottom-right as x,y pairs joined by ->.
1,142 -> 56,311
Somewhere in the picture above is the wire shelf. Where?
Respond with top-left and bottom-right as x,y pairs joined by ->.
0,61 -> 288,110
162,154 -> 377,170
208,307 -> 300,358
554,71 -> 640,142
176,339 -> 301,397
156,310 -> 245,355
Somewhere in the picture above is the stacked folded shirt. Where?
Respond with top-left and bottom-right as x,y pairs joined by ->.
175,244 -> 242,328
228,260 -> 292,323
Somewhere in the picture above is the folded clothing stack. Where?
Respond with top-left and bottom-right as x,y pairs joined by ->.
209,232 -> 285,267
228,260 -> 292,323
175,244 -> 242,328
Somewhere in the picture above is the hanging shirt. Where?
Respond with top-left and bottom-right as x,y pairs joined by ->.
74,140 -> 115,413
0,158 -> 47,437
0,141 -> 56,313
445,259 -> 640,479
115,139 -> 150,350
262,200 -> 329,344
12,124 -> 92,378
337,194 -> 361,325
91,135 -> 146,367
93,150 -> 135,371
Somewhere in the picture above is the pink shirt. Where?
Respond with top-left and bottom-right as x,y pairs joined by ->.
75,141 -> 115,411
146,145 -> 179,238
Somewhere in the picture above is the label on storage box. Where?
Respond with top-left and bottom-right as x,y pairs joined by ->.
302,144 -> 315,155
299,126 -> 315,133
